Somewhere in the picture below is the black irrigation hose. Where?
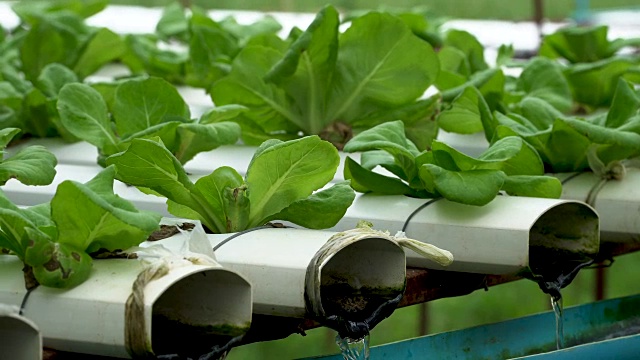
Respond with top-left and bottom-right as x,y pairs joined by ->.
156,333 -> 246,360
322,293 -> 403,340
19,286 -> 36,316
212,224 -> 279,252
402,198 -> 443,232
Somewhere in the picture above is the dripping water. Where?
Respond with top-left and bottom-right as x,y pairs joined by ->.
550,294 -> 564,350
321,292 -> 402,360
529,247 -> 595,353
336,334 -> 370,360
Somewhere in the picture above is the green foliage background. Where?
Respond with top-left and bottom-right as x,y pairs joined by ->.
104,0 -> 640,20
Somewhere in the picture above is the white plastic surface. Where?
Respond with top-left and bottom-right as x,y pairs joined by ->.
0,229 -> 252,357
330,194 -> 597,275
556,168 -> 640,243
153,228 -> 406,317
0,307 -> 41,360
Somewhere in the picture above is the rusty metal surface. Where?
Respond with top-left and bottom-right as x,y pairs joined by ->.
399,268 -> 519,307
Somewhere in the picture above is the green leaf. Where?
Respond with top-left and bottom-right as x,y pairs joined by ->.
19,13 -> 90,81
517,97 -> 565,130
441,68 -> 502,103
544,119 -> 593,172
478,136 -> 545,176
501,176 -> 562,199
540,25 -> 616,63
563,117 -> 640,149
443,29 -> 487,73
420,165 -> 506,206
434,46 -> 470,90
123,35 -> 187,84
496,44 -> 515,67
264,5 -> 339,134
517,57 -> 572,112
36,63 -> 78,98
73,28 -> 125,79
173,122 -> 241,164
112,77 -> 190,138
266,181 -> 355,229
344,120 -> 420,157
343,156 -> 414,195
51,166 -> 161,253
24,228 -> 93,288
57,83 -> 118,149
438,46 -> 471,77
187,15 -> 239,88
246,136 -> 339,227
343,120 -> 420,181
0,128 -> 20,150
437,86 -> 484,134
189,166 -> 245,233
156,2 -> 188,40
211,45 -> 301,139
106,138 -> 195,206
219,15 -> 282,46
0,197 -> 37,257
12,0 -> 108,20
0,145 -> 57,185
606,78 -> 640,128
565,57 -> 639,107
327,11 -> 439,122
351,96 -> 439,151
199,104 -> 248,124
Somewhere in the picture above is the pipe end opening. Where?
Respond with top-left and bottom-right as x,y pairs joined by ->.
151,269 -> 252,356
528,202 -> 600,291
319,238 -> 406,322
0,314 -> 41,359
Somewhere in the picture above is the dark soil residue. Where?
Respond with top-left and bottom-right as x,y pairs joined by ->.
147,223 -> 196,241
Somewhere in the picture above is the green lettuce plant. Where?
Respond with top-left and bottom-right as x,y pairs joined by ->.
0,166 -> 161,288
211,5 -> 440,149
106,136 -> 355,233
12,0 -> 124,82
539,25 -> 640,108
487,79 -> 640,172
343,120 -> 561,206
0,62 -> 82,139
56,77 -> 241,166
0,127 -> 57,185
124,3 -> 282,88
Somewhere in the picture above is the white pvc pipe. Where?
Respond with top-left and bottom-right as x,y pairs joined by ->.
1,163 -> 170,215
0,305 -> 41,360
556,168 -> 640,243
148,227 -> 407,319
0,227 -> 252,358
331,194 -> 599,276
1,161 -> 601,279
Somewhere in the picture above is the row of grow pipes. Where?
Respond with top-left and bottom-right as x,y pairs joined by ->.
1,3 -> 638,358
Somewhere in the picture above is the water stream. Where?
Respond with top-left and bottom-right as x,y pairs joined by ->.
550,294 -> 565,350
336,334 -> 370,360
